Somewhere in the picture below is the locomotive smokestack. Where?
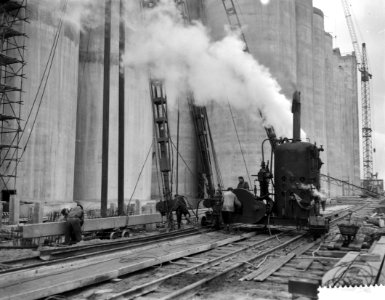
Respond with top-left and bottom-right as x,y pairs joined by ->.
292,91 -> 301,141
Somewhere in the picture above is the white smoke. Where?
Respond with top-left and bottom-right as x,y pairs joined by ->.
123,0 -> 294,137
260,0 -> 271,5
40,0 -> 103,32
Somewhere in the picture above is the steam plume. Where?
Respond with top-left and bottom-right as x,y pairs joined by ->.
123,0 -> 294,137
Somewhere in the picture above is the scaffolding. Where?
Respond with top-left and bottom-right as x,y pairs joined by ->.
0,0 -> 27,192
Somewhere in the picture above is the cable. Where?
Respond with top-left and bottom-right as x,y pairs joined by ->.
127,142 -> 154,207
227,101 -> 252,186
169,138 -> 197,179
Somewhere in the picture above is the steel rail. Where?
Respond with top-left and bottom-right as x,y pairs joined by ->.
108,203 -> 368,299
107,232 -> 293,300
0,227 -> 205,274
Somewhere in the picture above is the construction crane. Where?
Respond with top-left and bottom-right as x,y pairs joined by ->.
341,0 -> 374,189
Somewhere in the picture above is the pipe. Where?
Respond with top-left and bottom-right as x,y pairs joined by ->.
292,91 -> 301,141
101,0 -> 112,217
118,0 -> 125,216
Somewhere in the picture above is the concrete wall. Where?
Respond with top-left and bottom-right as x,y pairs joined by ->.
14,0 -> 79,204
312,8 -> 328,189
340,54 -> 360,188
74,0 -> 153,207
295,0 -> 314,140
329,49 -> 360,196
324,33 -> 337,196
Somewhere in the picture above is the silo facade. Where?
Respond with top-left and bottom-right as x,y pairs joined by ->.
295,0 -> 314,140
74,0 -> 153,207
15,0 -> 79,205
312,7 -> 328,191
340,54 -> 360,189
324,33 -> 336,195
203,0 -> 297,188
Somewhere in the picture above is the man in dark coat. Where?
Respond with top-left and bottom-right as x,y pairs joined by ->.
237,176 -> 250,190
63,203 -> 84,244
174,194 -> 191,229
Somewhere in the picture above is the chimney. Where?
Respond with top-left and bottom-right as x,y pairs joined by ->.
292,91 -> 301,141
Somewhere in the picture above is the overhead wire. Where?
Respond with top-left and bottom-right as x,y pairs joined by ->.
227,101 -> 252,186
127,141 -> 154,208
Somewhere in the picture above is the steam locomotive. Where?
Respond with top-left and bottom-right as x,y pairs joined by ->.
203,91 -> 330,234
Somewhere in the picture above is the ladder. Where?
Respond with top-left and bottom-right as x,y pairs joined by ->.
150,80 -> 172,202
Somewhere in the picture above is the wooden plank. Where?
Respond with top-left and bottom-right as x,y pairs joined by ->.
238,288 -> 292,299
273,270 -> 322,280
0,232 -> 255,300
22,214 -> 162,238
314,250 -> 348,258
295,258 -> 314,271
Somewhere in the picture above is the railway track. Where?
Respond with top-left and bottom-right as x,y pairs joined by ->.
0,202 -> 375,300
0,227 -> 203,273
58,203 -> 368,300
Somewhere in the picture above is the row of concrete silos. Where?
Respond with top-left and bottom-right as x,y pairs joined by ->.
11,0 -> 155,209
7,0 -> 360,209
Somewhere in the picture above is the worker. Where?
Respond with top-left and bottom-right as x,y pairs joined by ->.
237,176 -> 250,190
174,194 -> 191,229
221,187 -> 241,232
63,202 -> 84,245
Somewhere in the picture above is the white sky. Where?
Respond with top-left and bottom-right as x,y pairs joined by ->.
313,0 -> 385,180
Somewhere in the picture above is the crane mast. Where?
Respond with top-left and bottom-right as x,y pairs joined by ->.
341,0 -> 362,64
360,43 -> 373,180
340,0 -> 374,182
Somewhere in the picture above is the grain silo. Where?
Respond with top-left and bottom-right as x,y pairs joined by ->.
74,0 -> 153,208
295,0 -> 315,141
15,0 -> 79,207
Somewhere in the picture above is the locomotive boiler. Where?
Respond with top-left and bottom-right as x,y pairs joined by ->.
230,91 -> 329,233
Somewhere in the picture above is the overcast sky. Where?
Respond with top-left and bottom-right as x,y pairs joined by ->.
313,0 -> 385,180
